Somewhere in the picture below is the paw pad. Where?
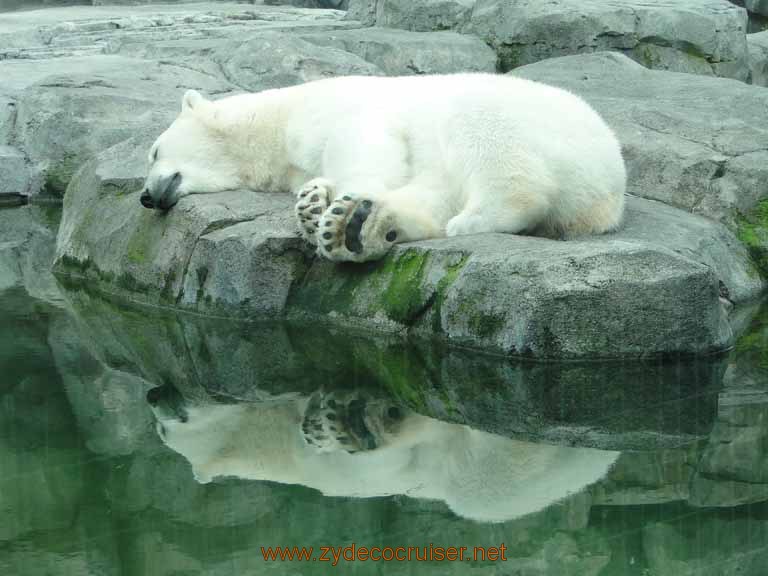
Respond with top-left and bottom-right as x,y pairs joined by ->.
294,178 -> 334,245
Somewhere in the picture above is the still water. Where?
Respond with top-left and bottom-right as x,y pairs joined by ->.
2,205 -> 768,575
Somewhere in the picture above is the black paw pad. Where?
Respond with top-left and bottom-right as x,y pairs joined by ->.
345,201 -> 373,254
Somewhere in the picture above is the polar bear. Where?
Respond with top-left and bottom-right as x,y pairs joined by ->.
141,74 -> 626,262
146,385 -> 618,523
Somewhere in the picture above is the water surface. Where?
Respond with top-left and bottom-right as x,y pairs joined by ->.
2,205 -> 768,575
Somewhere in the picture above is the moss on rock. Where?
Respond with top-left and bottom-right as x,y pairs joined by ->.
737,199 -> 768,278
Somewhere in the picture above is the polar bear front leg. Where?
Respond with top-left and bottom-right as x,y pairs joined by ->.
315,188 -> 444,262
294,178 -> 335,245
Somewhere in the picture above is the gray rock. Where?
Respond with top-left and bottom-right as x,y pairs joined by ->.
9,56 -> 233,197
0,2 -> 359,196
350,0 -> 475,30
55,287 -> 726,450
470,0 -> 749,79
746,0 -> 768,16
299,27 -> 497,75
265,0 -> 349,8
513,52 -> 768,230
749,30 -> 768,85
0,205 -> 63,305
55,132 -> 313,312
349,0 -> 751,80
643,518 -> 768,576
48,313 -> 158,457
591,446 -> 702,506
0,146 -> 30,195
183,33 -> 381,91
0,3 -> 352,59
689,387 -> 768,506
54,129 -> 762,359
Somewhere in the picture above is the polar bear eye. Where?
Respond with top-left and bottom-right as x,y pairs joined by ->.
152,147 -> 159,162
385,231 -> 397,242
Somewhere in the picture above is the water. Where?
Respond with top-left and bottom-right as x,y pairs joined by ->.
2,204 -> 768,575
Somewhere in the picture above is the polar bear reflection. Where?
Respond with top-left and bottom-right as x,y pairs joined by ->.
147,386 -> 618,523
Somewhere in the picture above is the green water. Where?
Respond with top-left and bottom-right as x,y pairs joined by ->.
2,205 -> 768,575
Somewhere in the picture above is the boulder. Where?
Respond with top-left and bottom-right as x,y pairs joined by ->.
299,27 -> 497,75
347,0 -> 751,80
0,146 -> 30,196
0,2 -> 359,197
745,0 -> 768,17
52,287 -> 727,450
0,204 -> 63,304
749,30 -> 768,85
470,0 -> 749,78
643,518 -> 768,576
350,0 -> 475,30
5,56 -> 233,197
513,53 -> 768,231
114,32 -> 381,92
265,0 -> 349,8
54,126 -> 762,359
689,387 -> 768,506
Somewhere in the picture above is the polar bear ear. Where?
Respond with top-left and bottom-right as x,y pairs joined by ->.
181,89 -> 207,112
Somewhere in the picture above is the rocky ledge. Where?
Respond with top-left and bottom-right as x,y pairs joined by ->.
0,2 -> 762,359
54,52 -> 767,360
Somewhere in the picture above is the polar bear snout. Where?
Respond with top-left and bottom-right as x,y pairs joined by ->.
141,171 -> 183,211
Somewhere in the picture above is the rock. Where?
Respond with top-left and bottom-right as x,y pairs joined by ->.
689,387 -> 768,506
0,301 -> 85,542
0,204 -> 63,304
348,0 -> 476,30
299,27 -> 497,75
470,0 -> 749,79
643,518 -> 768,576
9,56 -> 233,197
745,0 -> 768,17
52,287 -> 727,450
0,4 -> 353,60
591,445 -> 702,506
48,313 -> 158,457
55,132 -> 312,314
513,52 -> 768,231
123,32 -> 381,92
749,30 -> 768,85
348,0 -> 750,80
0,2 -> 359,196
0,146 -> 30,196
265,0 -> 349,8
54,124 -> 762,359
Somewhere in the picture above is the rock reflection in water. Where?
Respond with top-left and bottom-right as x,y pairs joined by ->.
4,202 -> 768,575
147,384 -> 619,522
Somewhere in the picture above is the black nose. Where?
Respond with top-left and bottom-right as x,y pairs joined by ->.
140,189 -> 154,209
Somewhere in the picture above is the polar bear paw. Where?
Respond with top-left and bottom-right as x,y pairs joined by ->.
294,178 -> 334,245
301,392 -> 377,454
317,196 -> 398,262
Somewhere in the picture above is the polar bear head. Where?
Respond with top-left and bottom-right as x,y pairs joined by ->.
140,90 -> 244,210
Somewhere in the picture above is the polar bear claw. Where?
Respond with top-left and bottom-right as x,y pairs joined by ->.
302,391 -> 373,453
294,178 -> 334,245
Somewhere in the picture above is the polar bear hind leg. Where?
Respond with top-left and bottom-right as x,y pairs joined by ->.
446,171 -> 554,238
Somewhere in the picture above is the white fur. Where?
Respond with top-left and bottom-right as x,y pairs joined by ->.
145,75 -> 626,260
152,398 -> 618,523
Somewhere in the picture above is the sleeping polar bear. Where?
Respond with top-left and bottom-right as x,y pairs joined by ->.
147,385 -> 618,523
141,74 -> 626,262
